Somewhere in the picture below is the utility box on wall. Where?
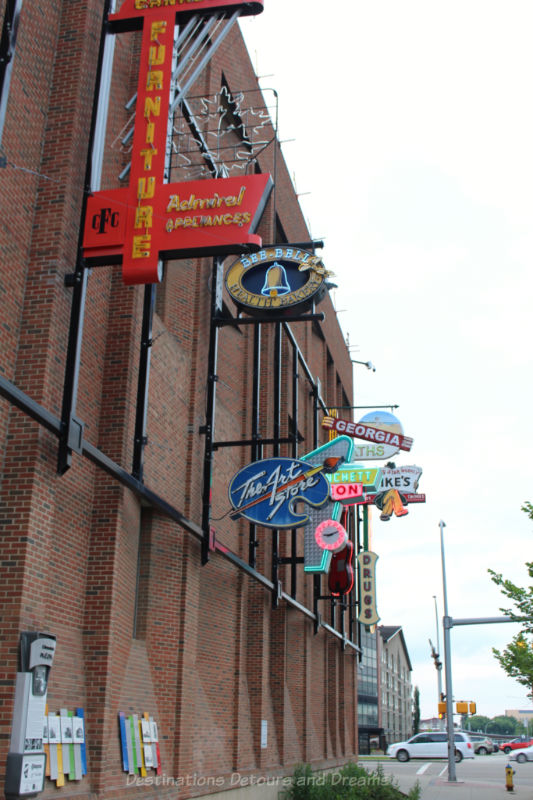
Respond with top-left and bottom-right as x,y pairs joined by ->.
5,633 -> 56,799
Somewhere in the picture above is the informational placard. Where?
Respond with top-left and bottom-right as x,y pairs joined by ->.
118,711 -> 161,776
18,754 -> 46,794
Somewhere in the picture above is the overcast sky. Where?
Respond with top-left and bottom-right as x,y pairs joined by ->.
241,1 -> 533,723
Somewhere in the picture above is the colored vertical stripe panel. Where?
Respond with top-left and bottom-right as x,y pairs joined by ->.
118,712 -> 129,773
49,744 -> 58,781
149,716 -> 158,771
138,719 -> 146,777
56,739 -> 65,787
155,741 -> 162,775
67,710 -> 76,779
128,716 -> 137,773
48,714 -> 59,782
132,714 -> 142,773
44,704 -> 50,777
76,708 -> 87,776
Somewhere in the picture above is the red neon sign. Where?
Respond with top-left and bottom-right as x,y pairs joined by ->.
330,482 -> 363,504
109,0 -> 264,28
83,1 -> 269,284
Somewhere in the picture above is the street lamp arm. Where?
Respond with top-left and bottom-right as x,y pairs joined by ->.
448,616 -> 529,627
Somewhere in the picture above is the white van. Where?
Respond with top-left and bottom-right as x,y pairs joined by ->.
387,731 -> 474,762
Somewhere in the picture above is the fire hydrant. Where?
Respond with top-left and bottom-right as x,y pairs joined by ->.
505,763 -> 515,792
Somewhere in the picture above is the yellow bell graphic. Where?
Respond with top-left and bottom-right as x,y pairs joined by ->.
261,262 -> 291,297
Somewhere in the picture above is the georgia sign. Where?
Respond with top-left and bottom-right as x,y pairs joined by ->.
322,410 -> 412,461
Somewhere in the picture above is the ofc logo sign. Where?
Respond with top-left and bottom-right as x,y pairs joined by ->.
91,207 -> 121,235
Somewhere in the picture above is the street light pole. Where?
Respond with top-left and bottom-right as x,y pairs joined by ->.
439,520 -> 457,782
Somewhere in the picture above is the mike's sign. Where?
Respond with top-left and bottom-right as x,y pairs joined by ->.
83,0 -> 268,284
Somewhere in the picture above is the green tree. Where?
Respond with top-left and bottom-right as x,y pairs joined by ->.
413,686 -> 420,734
488,502 -> 533,698
466,714 -> 491,732
486,715 -> 523,736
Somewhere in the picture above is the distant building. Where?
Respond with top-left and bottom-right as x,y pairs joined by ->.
358,626 -> 385,754
378,626 -> 413,745
419,717 -> 458,731
506,709 -> 533,725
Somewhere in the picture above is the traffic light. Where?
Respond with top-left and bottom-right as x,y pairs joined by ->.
429,639 -> 442,670
469,702 -> 476,715
456,701 -> 468,714
438,702 -> 446,719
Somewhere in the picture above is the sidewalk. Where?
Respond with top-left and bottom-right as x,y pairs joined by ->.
395,773 -> 530,799
418,779 -> 529,799
359,755 -> 532,799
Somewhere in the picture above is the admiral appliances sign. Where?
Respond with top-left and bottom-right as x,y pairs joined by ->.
82,0 -> 268,284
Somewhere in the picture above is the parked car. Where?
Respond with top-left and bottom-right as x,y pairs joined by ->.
387,731 -> 474,762
509,745 -> 533,763
499,738 -> 533,755
468,734 -> 495,755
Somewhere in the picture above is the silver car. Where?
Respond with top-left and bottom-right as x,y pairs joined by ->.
387,731 -> 474,762
468,734 -> 495,755
510,745 -> 533,764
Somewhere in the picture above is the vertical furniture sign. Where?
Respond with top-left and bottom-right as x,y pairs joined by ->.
82,1 -> 271,285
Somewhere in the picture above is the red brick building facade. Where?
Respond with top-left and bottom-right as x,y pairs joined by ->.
0,2 -> 360,797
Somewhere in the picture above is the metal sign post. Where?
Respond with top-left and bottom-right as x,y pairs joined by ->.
439,519 -> 527,783
439,520 -> 457,782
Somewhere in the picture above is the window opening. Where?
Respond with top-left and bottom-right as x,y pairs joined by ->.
0,0 -> 23,154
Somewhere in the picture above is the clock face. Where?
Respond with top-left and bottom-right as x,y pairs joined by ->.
314,519 -> 348,552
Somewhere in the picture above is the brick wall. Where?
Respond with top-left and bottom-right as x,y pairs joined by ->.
0,3 -> 358,797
